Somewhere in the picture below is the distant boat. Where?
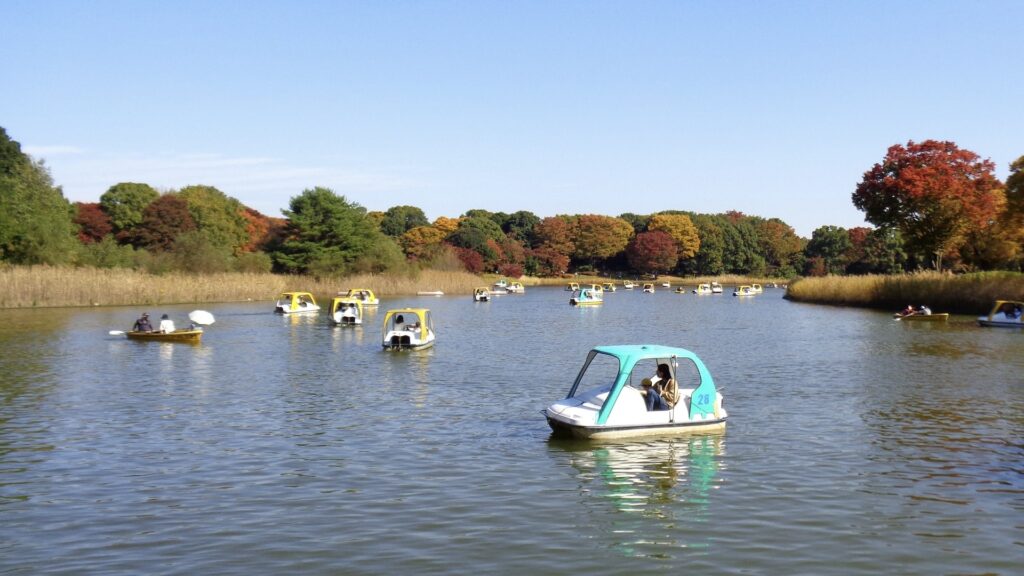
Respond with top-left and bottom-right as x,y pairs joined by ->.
417,290 -> 444,296
473,287 -> 491,302
275,291 -> 320,314
978,300 -> 1024,328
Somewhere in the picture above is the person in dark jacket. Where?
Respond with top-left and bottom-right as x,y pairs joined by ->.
132,313 -> 153,332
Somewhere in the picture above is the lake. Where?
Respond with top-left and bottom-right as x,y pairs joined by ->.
1,286 -> 1022,574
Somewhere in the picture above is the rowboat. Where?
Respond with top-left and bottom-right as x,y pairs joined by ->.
125,329 -> 203,343
897,313 -> 949,322
543,344 -> 727,440
978,300 -> 1024,328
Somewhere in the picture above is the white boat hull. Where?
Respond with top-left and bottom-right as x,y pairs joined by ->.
275,304 -> 320,314
545,412 -> 726,439
544,386 -> 726,440
383,329 -> 435,350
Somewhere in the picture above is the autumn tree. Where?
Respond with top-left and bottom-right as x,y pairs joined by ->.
571,215 -> 633,268
533,216 -> 574,256
433,216 -> 461,236
74,202 -> 113,244
128,194 -> 197,251
240,207 -> 286,252
647,213 -> 701,260
626,231 -> 678,274
526,246 -> 570,276
100,182 -> 159,234
852,140 -> 1005,270
756,218 -> 804,277
400,225 -> 447,260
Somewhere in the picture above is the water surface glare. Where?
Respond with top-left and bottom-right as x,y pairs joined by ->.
1,287 -> 1022,574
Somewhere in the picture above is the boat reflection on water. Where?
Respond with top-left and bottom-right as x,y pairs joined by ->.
548,433 -> 725,557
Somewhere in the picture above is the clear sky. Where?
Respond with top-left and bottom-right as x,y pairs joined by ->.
3,0 -> 1021,237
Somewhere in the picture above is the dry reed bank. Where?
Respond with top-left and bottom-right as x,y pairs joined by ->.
784,272 -> 1024,314
0,265 -> 485,308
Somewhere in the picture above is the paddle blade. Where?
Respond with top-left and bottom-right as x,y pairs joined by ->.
189,310 -> 215,325
109,330 -> 125,336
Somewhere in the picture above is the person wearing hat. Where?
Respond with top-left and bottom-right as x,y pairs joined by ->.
132,312 -> 153,332
640,377 -> 670,412
159,313 -> 176,333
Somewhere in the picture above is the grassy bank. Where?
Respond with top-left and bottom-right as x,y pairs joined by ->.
0,265 -> 485,308
784,272 -> 1024,314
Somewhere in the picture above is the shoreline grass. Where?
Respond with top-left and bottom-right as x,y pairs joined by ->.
784,272 -> 1024,314
1,264 -> 791,309
0,265 -> 485,309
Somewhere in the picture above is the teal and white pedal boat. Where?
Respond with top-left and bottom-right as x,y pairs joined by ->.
543,344 -> 727,440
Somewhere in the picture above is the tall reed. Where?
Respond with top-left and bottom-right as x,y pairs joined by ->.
784,272 -> 1024,314
0,265 -> 484,309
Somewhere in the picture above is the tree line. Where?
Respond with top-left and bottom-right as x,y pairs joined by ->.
2,126 -> 1022,278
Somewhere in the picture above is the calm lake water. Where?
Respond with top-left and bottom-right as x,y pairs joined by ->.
1,286 -> 1022,574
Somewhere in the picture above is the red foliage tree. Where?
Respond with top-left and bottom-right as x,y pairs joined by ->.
73,202 -> 112,244
241,207 -> 286,252
852,140 -> 1005,269
451,245 -> 484,273
528,246 -> 570,276
626,231 -> 678,274
129,194 -> 197,251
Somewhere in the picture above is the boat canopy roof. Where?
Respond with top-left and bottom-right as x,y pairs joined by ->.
474,286 -> 490,292
986,300 -> 1024,315
330,297 -> 363,313
593,344 -> 702,364
280,291 -> 316,304
382,308 -> 432,339
576,344 -> 718,425
346,288 -> 376,297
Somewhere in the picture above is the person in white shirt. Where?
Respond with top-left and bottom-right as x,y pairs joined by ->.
159,314 -> 176,333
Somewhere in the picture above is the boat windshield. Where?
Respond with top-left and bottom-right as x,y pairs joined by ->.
567,351 -> 620,399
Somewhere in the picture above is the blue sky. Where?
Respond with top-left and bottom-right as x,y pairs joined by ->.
3,1 -> 1021,236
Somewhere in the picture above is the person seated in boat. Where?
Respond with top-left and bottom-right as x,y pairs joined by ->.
394,314 -> 405,330
132,312 -> 153,332
640,378 -> 670,411
899,305 -> 915,317
917,305 -> 932,316
999,303 -> 1021,320
653,363 -> 679,408
159,313 -> 175,333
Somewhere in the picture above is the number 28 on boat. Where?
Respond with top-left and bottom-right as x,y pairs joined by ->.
543,345 -> 727,440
